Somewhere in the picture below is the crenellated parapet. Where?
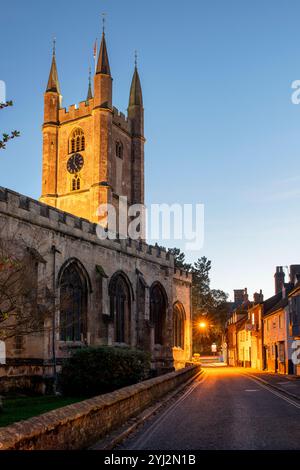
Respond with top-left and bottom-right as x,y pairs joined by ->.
173,268 -> 192,284
0,187 -> 173,268
59,100 -> 94,123
112,107 -> 131,134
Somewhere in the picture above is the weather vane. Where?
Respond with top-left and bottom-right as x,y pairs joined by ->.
102,12 -> 106,34
53,37 -> 56,56
134,50 -> 138,68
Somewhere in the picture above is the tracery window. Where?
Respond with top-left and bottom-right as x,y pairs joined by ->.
150,283 -> 167,345
59,262 -> 88,342
69,128 -> 85,154
173,303 -> 185,349
109,273 -> 132,344
71,176 -> 80,191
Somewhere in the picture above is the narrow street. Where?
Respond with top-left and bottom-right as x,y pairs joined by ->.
119,367 -> 300,450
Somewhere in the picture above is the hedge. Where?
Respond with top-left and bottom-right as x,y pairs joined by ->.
58,346 -> 151,397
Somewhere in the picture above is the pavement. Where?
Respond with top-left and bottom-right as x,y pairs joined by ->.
117,366 -> 300,450
244,369 -> 300,401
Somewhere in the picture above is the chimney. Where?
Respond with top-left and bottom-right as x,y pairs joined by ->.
289,265 -> 300,284
274,266 -> 285,294
243,288 -> 249,303
234,289 -> 244,306
253,289 -> 264,304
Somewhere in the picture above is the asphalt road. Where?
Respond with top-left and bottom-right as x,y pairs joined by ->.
119,367 -> 300,450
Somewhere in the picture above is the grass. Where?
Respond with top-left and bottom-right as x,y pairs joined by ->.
0,395 -> 83,428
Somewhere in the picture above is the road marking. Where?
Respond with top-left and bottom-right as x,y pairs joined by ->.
276,382 -> 296,387
245,389 -> 259,392
131,372 -> 207,450
246,376 -> 300,409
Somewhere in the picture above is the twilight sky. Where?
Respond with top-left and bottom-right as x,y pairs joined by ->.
1,0 -> 300,300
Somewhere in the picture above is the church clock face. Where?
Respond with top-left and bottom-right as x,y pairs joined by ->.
67,153 -> 84,174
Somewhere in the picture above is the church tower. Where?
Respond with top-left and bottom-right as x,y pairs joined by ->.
40,32 -> 145,228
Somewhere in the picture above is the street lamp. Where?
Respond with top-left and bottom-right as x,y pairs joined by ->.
199,321 -> 207,329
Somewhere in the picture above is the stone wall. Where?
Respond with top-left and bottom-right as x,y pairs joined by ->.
0,365 -> 200,450
0,186 -> 192,381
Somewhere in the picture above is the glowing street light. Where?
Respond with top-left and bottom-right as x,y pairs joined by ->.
199,321 -> 207,329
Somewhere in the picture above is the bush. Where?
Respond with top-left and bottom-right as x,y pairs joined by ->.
58,346 -> 151,397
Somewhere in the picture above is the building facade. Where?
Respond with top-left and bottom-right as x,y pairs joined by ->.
226,266 -> 300,375
0,31 -> 192,392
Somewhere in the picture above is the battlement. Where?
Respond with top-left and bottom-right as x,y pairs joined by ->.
0,187 -> 173,268
113,107 -> 131,133
59,99 -> 93,123
173,268 -> 192,283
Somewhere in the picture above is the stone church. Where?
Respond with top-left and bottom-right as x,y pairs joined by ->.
0,31 -> 192,392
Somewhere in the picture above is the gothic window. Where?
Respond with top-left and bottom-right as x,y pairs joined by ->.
109,273 -> 131,344
115,141 -> 123,159
150,283 -> 167,345
71,176 -> 80,191
69,128 -> 85,154
173,302 -> 185,349
59,262 -> 88,342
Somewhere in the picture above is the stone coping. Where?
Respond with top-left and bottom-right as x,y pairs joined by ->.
0,365 -> 199,450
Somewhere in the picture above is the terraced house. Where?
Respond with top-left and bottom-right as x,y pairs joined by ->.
226,266 -> 300,375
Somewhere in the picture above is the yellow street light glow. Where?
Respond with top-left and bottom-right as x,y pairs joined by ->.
199,321 -> 207,329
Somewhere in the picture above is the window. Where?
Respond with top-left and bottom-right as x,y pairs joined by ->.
69,128 -> 85,154
71,176 -> 80,191
150,283 -> 167,345
59,262 -> 88,342
173,303 -> 185,349
109,273 -> 131,344
279,314 -> 282,329
115,141 -> 123,159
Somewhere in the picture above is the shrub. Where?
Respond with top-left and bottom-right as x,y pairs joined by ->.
58,346 -> 151,397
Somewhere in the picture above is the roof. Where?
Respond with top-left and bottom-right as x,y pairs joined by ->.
288,281 -> 300,298
263,283 -> 293,317
46,54 -> 60,94
129,67 -> 143,107
96,33 -> 111,75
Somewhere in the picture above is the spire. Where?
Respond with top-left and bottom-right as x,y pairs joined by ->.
129,54 -> 143,107
46,38 -> 60,94
96,31 -> 111,75
86,67 -> 93,100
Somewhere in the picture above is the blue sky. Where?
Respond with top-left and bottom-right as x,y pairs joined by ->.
1,0 -> 300,300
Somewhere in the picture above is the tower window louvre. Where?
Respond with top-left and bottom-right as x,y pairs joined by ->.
69,128 -> 85,154
71,176 -> 80,191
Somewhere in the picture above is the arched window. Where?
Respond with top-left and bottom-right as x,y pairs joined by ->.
71,176 -> 80,191
173,302 -> 185,349
59,262 -> 88,342
69,128 -> 85,154
150,283 -> 167,345
115,141 -> 123,159
109,273 -> 132,344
